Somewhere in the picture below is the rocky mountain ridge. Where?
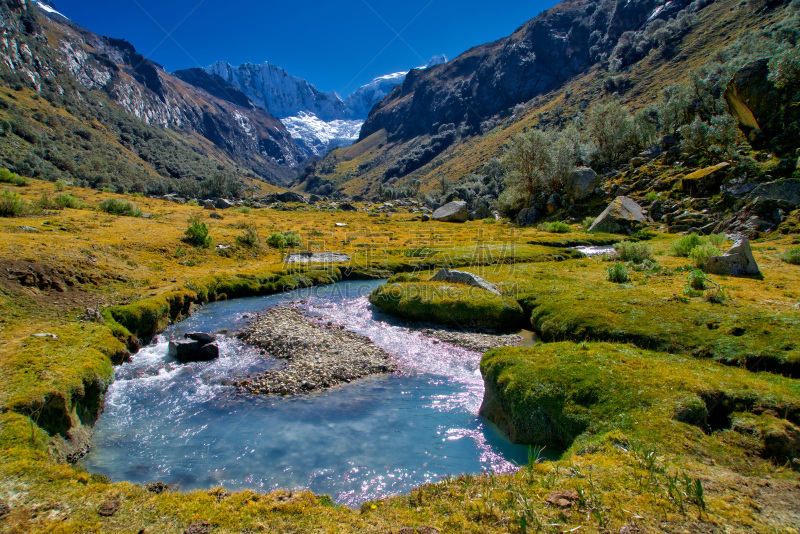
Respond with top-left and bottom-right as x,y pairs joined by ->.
0,0 -> 303,190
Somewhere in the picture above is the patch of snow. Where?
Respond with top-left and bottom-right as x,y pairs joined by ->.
233,111 -> 254,138
281,112 -> 363,158
33,1 -> 69,20
648,1 -> 673,20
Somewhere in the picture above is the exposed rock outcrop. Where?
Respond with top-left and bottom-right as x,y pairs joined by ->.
725,59 -> 800,155
588,196 -> 648,234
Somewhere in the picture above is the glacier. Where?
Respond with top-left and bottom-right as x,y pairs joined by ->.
205,55 -> 447,158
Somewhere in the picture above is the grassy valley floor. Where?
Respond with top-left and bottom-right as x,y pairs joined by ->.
1,179 -> 799,532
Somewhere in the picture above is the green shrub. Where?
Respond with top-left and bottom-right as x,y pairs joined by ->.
54,194 -> 84,210
687,269 -> 707,290
387,272 -> 424,283
538,221 -> 571,233
39,193 -> 84,211
235,225 -> 261,249
0,168 -> 29,186
645,191 -> 658,203
54,179 -> 67,192
98,198 -> 142,217
706,233 -> 728,248
704,287 -> 727,304
781,246 -> 800,265
678,114 -> 739,162
582,217 -> 595,229
631,229 -> 656,241
613,241 -> 653,264
266,231 -> 301,249
183,215 -> 212,248
690,243 -> 721,269
768,43 -> 800,90
482,217 -> 496,224
607,263 -> 630,283
0,189 -> 25,217
669,233 -> 703,257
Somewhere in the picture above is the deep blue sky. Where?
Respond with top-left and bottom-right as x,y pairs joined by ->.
48,1 -> 554,96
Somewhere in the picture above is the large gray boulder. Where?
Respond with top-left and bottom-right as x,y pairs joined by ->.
516,206 -> 543,227
745,179 -> 800,208
588,196 -> 648,234
216,198 -> 234,210
704,238 -> 760,276
430,268 -> 500,295
432,201 -> 468,223
564,167 -> 600,200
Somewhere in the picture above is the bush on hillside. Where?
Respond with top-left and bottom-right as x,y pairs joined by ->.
235,225 -> 261,249
780,246 -> 800,265
99,198 -> 142,217
607,263 -> 630,283
613,241 -> 654,264
266,231 -> 301,249
679,114 -> 740,162
538,221 -> 571,233
0,189 -> 25,217
183,215 -> 212,248
0,168 -> 29,186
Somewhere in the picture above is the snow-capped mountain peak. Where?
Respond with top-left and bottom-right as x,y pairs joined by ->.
202,55 -> 447,158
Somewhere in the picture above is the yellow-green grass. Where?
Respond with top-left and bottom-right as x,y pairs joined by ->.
1,177 -> 800,532
369,281 -> 525,330
481,342 -> 800,457
443,238 -> 800,376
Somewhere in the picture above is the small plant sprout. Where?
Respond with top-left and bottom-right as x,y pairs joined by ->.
527,444 -> 546,471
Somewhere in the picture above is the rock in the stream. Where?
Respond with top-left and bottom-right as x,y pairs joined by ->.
704,237 -> 760,276
235,306 -> 396,396
432,201 -> 468,223
430,268 -> 500,295
588,196 -> 648,234
168,333 -> 219,363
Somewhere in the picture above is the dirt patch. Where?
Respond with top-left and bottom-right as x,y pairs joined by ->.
754,478 -> 800,528
0,259 -> 107,310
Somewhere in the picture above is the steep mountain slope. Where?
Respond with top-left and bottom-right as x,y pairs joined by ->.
298,0 -> 794,199
0,0 -> 302,194
200,56 -> 447,157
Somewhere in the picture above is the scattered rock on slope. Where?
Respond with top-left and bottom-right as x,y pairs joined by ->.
430,268 -> 500,295
588,196 -> 648,234
704,237 -> 760,277
432,201 -> 468,222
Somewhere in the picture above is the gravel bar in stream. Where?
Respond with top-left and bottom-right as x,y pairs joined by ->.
421,329 -> 522,352
234,305 -> 397,395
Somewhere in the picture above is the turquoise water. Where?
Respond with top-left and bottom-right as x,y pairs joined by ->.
83,280 -> 530,506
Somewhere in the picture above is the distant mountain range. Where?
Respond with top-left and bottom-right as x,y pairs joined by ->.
194,56 -> 447,157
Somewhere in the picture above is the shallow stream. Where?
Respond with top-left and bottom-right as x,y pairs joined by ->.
83,280 -> 530,507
